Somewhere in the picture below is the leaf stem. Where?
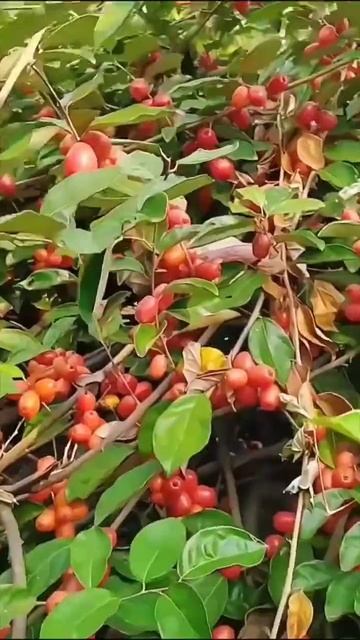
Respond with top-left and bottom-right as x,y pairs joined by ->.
31,64 -> 79,141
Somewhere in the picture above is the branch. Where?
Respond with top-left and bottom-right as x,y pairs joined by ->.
216,432 -> 242,527
0,503 -> 27,639
310,347 -> 360,379
111,489 -> 144,530
288,57 -> 354,91
281,246 -> 301,366
269,455 -> 308,639
230,292 -> 265,359
184,1 -> 223,47
31,64 -> 79,141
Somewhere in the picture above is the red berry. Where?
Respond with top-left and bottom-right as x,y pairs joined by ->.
318,24 -> 339,48
149,354 -> 168,380
225,368 -> 248,390
247,365 -> 275,389
129,78 -> 151,102
82,130 -> 112,163
132,121 -> 158,140
36,106 -> 56,119
342,209 -> 360,221
336,18 -> 350,35
116,373 -> 137,396
154,283 -> 175,311
252,232 -> 271,259
34,378 -> 56,404
346,284 -> 360,303
0,174 -> 16,198
149,475 -> 164,493
259,383 -> 280,411
76,391 -> 96,414
46,590 -> 69,613
212,626 -> 236,640
167,491 -> 193,516
182,140 -> 198,156
151,491 -> 166,507
135,295 -> 158,324
353,239 -> 360,256
273,308 -> 291,332
102,527 -> 118,548
231,86 -> 249,109
336,450 -> 356,467
304,42 -> 320,57
59,133 -> 76,155
228,108 -> 251,129
64,142 -> 98,177
167,207 -> 191,229
297,102 -> 320,129
198,52 -> 218,72
235,385 -> 258,408
344,303 -> 360,323
266,75 -> 289,98
208,158 -> 236,181
117,395 -> 137,419
183,469 -> 198,495
35,507 -> 56,533
273,511 -> 296,535
134,381 -> 153,402
196,127 -> 219,150
82,410 -> 103,430
69,423 -> 92,444
162,244 -> 186,269
265,534 -> 284,559
248,85 -> 267,107
194,260 -> 221,281
219,565 -> 244,581
163,475 -> 184,501
18,390 -> 41,421
331,466 -> 356,489
317,110 -> 338,132
233,1 -> 250,14
192,485 -> 217,508
232,351 -> 254,371
46,251 -> 62,267
152,93 -> 172,107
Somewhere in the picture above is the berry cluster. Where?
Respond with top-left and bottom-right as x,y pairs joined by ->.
296,101 -> 338,132
343,284 -> 360,323
127,77 -> 172,140
304,20 -> 349,57
233,1 -> 251,15
11,349 -> 90,422
60,129 -> 126,177
314,448 -> 360,493
68,391 -> 106,450
99,369 -> 154,420
34,471 -> 88,540
158,244 -> 222,283
211,351 -> 281,412
149,470 -> 217,517
46,528 -> 116,612
33,244 -> 74,270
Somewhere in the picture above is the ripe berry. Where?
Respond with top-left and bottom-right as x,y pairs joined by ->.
259,383 -> 280,411
219,565 -> 244,581
273,308 -> 290,332
304,42 -> 320,57
59,133 -> 76,155
46,590 -> 69,613
103,527 -> 118,548
154,283 -> 175,310
182,139 -> 198,156
248,85 -> 267,107
162,245 -> 186,269
70,501 -> 89,522
88,434 -> 103,450
247,365 -> 275,389
266,75 -> 289,98
336,450 -> 356,467
196,127 -> 218,150
208,158 -> 236,181
273,511 -> 296,535
163,475 -> 184,500
342,209 -> 360,221
225,368 -> 248,390
318,24 -> 339,48
135,295 -> 158,324
353,240 -> 360,256
149,475 -> 164,493
235,385 -> 258,408
228,108 -> 251,129
167,207 -> 191,229
192,485 -> 217,508
183,470 -> 198,495
116,373 -> 138,396
82,410 -> 103,430
36,106 -> 56,119
134,381 -> 153,401
55,522 -> 76,539
116,395 -> 137,419
194,260 -> 221,281
252,232 -> 271,259
151,491 -> 166,507
297,102 -> 320,128
33,378 -> 56,404
18,390 -> 41,421
82,130 -> 112,163
212,626 -> 236,640
56,504 -> 74,524
149,354 -> 168,380
69,423 -> 92,444
35,507 -> 56,532
231,86 -> 249,109
0,174 -> 16,198
344,303 -> 360,323
317,110 -> 338,132
232,351 -> 254,371
37,455 -> 56,473
198,52 -> 218,72
265,534 -> 284,559
129,78 -> 151,102
331,466 -> 356,489
152,93 -> 172,107
64,142 -> 98,177
346,284 -> 360,303
76,391 -> 96,414
167,491 -> 193,516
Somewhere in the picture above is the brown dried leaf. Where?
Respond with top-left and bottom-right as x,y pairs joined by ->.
286,364 -> 310,396
281,150 -> 293,175
287,590 -> 313,639
297,304 -> 336,353
297,381 -> 316,418
182,341 -> 202,385
310,280 -> 345,332
239,610 -> 273,639
263,277 -> 287,299
297,132 -> 325,170
187,375 -> 220,394
96,421 -> 138,441
315,392 -> 353,416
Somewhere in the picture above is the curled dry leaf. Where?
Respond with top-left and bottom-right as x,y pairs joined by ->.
287,590 -> 314,639
297,304 -> 336,353
286,363 -> 310,397
296,132 -> 325,170
310,280 -> 345,332
197,238 -> 257,264
182,341 -> 202,385
281,149 -> 293,175
285,458 -> 319,494
95,421 -> 138,441
315,392 -> 353,417
279,392 -> 313,418
263,277 -> 287,300
187,375 -> 220,394
239,610 -> 274,639
297,381 -> 316,418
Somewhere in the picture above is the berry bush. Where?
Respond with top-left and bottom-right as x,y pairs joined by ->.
0,1 -> 360,639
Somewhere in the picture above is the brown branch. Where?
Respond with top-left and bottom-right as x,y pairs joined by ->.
310,347 -> 360,379
111,489 -> 144,530
230,292 -> 265,359
288,57 -> 354,91
198,440 -> 285,478
0,503 -> 27,639
216,432 -> 242,527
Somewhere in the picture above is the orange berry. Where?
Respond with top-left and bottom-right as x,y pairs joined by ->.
46,590 -> 69,613
34,377 -> 56,404
18,390 -> 41,420
149,354 -> 168,380
55,522 -> 76,539
35,507 -> 56,532
70,501 -> 89,522
56,504 -> 74,524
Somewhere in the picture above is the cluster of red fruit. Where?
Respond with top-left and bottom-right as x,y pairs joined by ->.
296,101 -> 338,132
61,130 -> 125,177
128,77 -> 172,140
10,349 -> 90,422
304,20 -> 350,57
33,244 -> 74,271
35,476 -> 89,540
314,448 -> 360,493
149,470 -> 217,517
212,351 -> 281,412
158,243 -> 222,283
68,391 -> 105,450
343,284 -> 360,323
45,528 -> 117,613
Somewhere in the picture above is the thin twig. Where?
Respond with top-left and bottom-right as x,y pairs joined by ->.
310,347 -> 360,379
282,245 -> 301,366
198,440 -> 285,478
111,489 -> 144,530
269,455 -> 308,639
288,57 -> 354,91
31,64 -> 79,140
216,433 -> 242,527
0,503 -> 27,639
184,1 -> 222,47
230,293 -> 265,359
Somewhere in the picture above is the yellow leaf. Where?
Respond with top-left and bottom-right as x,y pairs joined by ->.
200,347 -> 227,372
310,280 -> 345,332
297,132 -> 325,170
296,304 -> 336,353
287,590 -> 313,639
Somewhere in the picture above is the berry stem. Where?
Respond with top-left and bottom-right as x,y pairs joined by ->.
287,56 -> 353,91
281,246 -> 302,366
0,502 -> 27,638
310,346 -> 360,379
31,64 -> 80,141
216,430 -> 243,527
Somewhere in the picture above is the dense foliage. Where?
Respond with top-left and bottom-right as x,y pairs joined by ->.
0,1 -> 360,638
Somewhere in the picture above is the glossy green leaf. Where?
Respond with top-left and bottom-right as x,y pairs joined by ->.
319,162 -> 359,188
0,329 -> 45,365
19,268 -> 77,290
155,582 -> 210,639
133,323 -> 162,357
178,526 -> 266,579
268,541 -> 313,605
325,140 -> 360,162
0,210 -> 64,237
292,560 -> 339,592
301,489 -> 351,540
95,459 -> 161,525
339,522 -> 360,571
109,591 -> 159,635
67,444 -> 133,501
248,318 -> 294,386
78,250 -> 111,326
40,588 -> 118,639
319,221 -> 360,239
189,573 -> 228,627
325,572 -> 360,621
275,198 -> 324,216
274,230 -> 325,250
93,104 -> 173,127
70,527 -> 112,588
129,518 -> 186,583
138,401 -> 170,457
313,410 -> 360,443
94,1 -> 135,49
224,581 -> 264,621
183,509 -> 234,535
239,37 -> 282,73
0,586 -> 36,628
153,394 -> 212,476
177,142 -> 239,166
26,539 -> 70,597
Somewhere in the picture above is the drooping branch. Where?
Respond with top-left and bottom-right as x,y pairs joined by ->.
0,502 -> 27,639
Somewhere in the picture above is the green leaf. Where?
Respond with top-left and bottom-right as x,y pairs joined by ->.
123,34 -> 158,64
94,1 -> 135,50
325,140 -> 360,162
183,509 -> 234,535
189,573 -> 228,627
303,244 -> 360,270
319,221 -> 360,240
153,394 -> 212,476
40,588 -> 118,639
227,140 -> 257,161
138,401 -> 170,457
224,581 -> 264,621
268,541 -> 313,605
57,228 -> 102,255
238,37 -> 282,73
155,582 -> 210,639
139,192 -> 168,221
274,198 -> 324,216
43,316 -> 77,349
301,489 -> 351,540
237,186 -> 266,208
166,278 -> 218,297
71,527 -> 112,588
109,591 -> 159,635
339,522 -> 360,571
193,216 -> 255,248
248,318 -> 294,386
177,142 -> 239,166
133,323 -> 162,357
0,210 -> 64,237
26,539 -> 70,597
274,230 -> 325,250
0,329 -> 45,365
0,586 -> 36,628
95,459 -> 161,525
18,269 -> 77,290
292,560 -> 339,592
78,250 -> 111,326
313,410 -> 360,443
178,526 -> 266,579
67,444 -> 133,501
319,162 -> 359,189
325,572 -> 360,621
129,518 -> 186,583
111,256 -> 145,274
93,104 -> 173,128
